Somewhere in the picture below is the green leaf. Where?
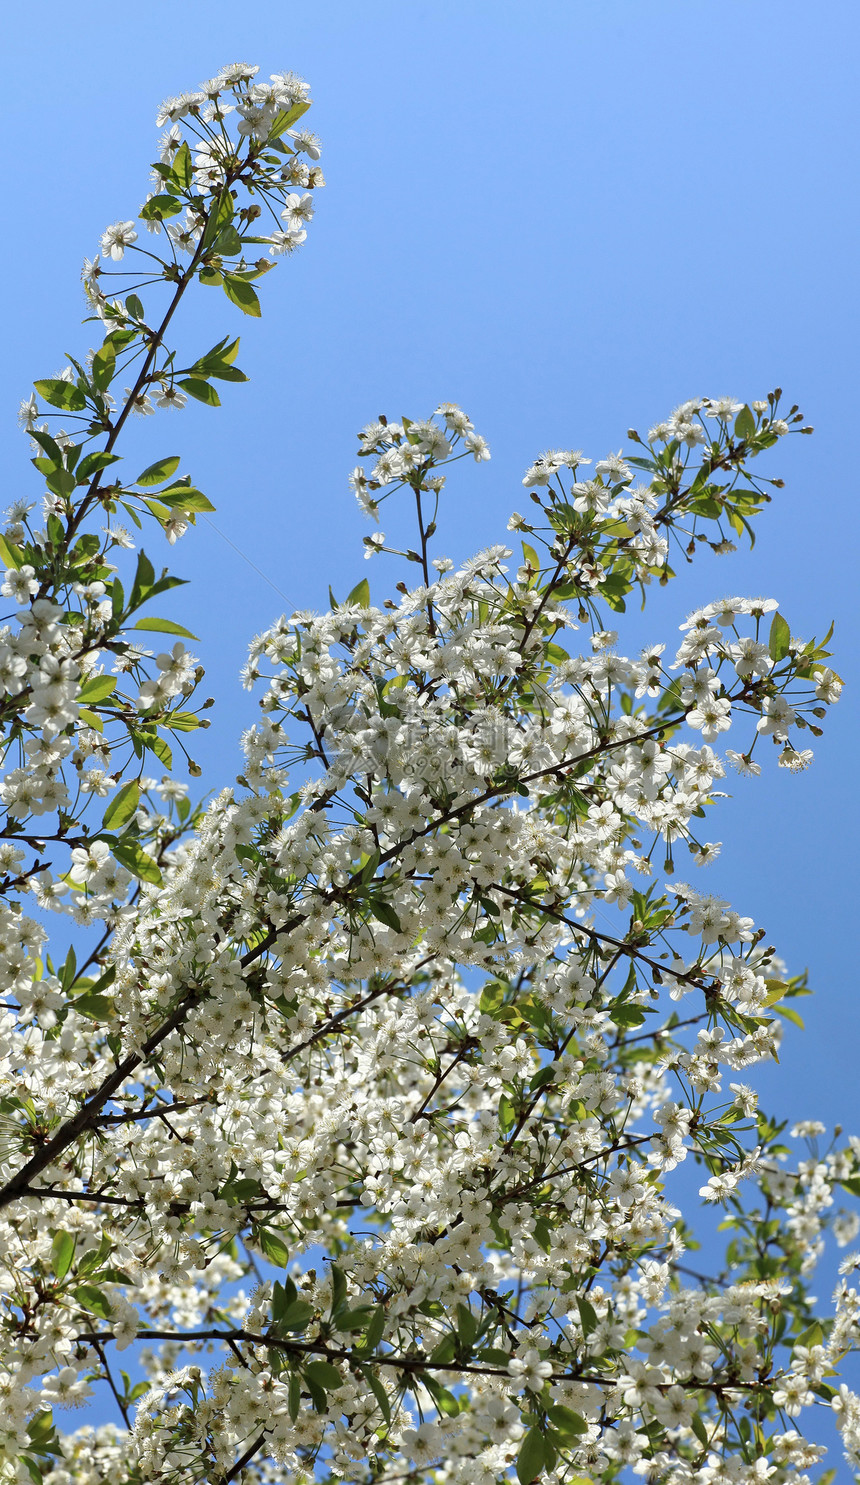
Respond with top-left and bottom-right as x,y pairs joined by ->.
177,378 -> 221,407
126,294 -> 145,320
768,611 -> 791,661
147,732 -> 173,768
258,1227 -> 290,1266
111,839 -> 163,885
329,1265 -> 348,1316
102,781 -> 140,831
609,1002 -> 646,1028
223,275 -> 262,317
74,1284 -> 112,1319
424,1375 -> 460,1416
546,1404 -> 587,1436
215,224 -> 243,257
304,1361 -> 343,1390
576,1296 -> 598,1337
368,899 -> 402,932
361,1304 -> 386,1354
268,98 -> 311,141
456,1301 -> 478,1347
72,994 -> 115,1022
45,466 -> 76,498
734,404 -> 756,440
133,617 -> 199,640
429,1332 -> 458,1364
278,1299 -> 315,1331
82,964 -> 116,1000
34,378 -> 87,412
517,1427 -> 547,1485
157,485 -> 216,513
77,676 -> 117,705
170,140 -> 192,189
76,451 -> 121,482
498,1093 -> 516,1134
691,1411 -> 710,1449
31,429 -> 63,461
358,1362 -> 391,1422
333,1304 -> 374,1331
91,343 -> 116,391
0,533 -> 25,569
346,578 -> 370,607
51,1230 -> 76,1281
162,711 -> 200,732
140,194 -> 183,221
136,456 -> 181,488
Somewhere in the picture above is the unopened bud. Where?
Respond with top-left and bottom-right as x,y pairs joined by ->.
188,761 -> 203,778
627,428 -> 641,443
203,697 -> 215,709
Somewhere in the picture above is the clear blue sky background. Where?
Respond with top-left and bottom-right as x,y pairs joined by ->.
3,0 -> 858,1140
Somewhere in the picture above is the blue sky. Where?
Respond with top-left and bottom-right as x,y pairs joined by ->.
3,0 -> 858,1136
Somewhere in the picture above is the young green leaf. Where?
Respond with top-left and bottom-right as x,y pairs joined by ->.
34,379 -> 87,412
102,781 -> 140,831
133,617 -> 199,639
304,1360 -> 343,1390
346,578 -> 370,607
136,456 -> 181,487
71,994 -> 116,1022
170,140 -> 192,189
177,378 -> 221,407
156,486 -> 216,513
734,404 -> 756,440
51,1230 -> 76,1282
358,1363 -> 391,1422
77,676 -> 118,705
768,611 -> 791,661
140,194 -> 183,221
258,1227 -> 290,1265
517,1427 -> 547,1485
76,451 -> 121,482
368,899 -> 402,932
91,342 -> 116,390
74,1285 -> 112,1319
111,840 -> 163,885
0,534 -> 24,570
223,275 -> 262,317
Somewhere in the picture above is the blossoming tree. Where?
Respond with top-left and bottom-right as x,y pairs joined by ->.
0,60 -> 857,1485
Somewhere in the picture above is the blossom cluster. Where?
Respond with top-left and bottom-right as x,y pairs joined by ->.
0,64 -> 855,1485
